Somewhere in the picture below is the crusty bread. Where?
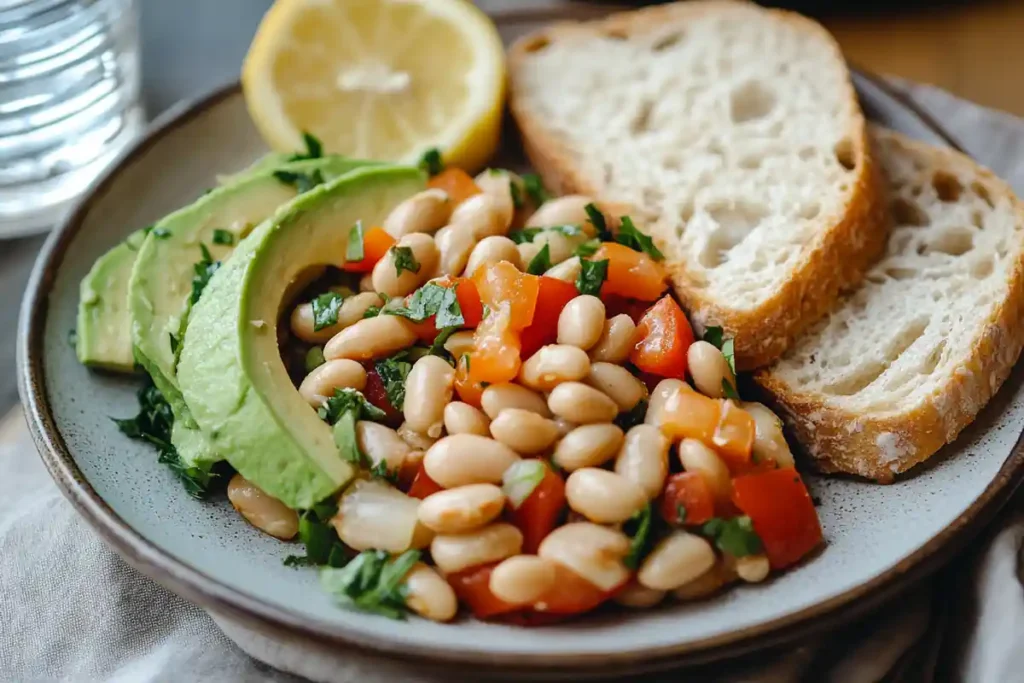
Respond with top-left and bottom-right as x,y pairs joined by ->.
757,128 -> 1024,482
507,0 -> 888,370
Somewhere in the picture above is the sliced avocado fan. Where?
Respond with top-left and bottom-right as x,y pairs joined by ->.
177,165 -> 426,509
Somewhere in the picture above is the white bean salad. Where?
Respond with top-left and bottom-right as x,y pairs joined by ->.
230,162 -> 824,624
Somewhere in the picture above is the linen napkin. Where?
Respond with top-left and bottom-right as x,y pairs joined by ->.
3,80 -> 1024,683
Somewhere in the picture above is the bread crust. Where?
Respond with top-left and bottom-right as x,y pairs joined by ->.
756,131 -> 1024,483
508,0 -> 889,371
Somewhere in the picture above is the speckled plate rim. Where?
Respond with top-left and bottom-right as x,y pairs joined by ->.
17,76 -> 1024,676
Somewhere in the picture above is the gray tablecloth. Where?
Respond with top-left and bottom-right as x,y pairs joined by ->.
4,81 -> 1024,682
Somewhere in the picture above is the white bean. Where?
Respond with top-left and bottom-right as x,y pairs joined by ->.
442,330 -> 475,359
677,438 -> 732,502
614,424 -> 670,500
489,555 -> 557,605
356,421 -> 411,475
397,422 -> 438,452
443,402 -> 490,436
430,523 -> 523,575
526,195 -> 595,231
403,355 -> 455,438
736,554 -> 771,583
424,434 -> 521,488
474,169 -> 520,224
371,233 -> 439,298
434,223 -> 477,277
537,522 -> 631,592
489,409 -> 559,455
743,402 -> 795,469
333,479 -> 433,552
449,193 -> 511,239
384,189 -> 452,238
589,314 -> 638,364
533,230 -> 575,264
227,474 -> 299,540
672,560 -> 736,600
638,531 -> 717,591
417,484 -> 505,534
547,382 -> 619,424
564,468 -> 647,523
299,359 -> 368,407
404,562 -> 458,622
543,256 -> 582,283
517,242 -> 542,267
645,378 -> 690,428
324,315 -> 417,361
557,296 -> 606,350
552,423 -> 624,471
586,362 -> 647,411
613,581 -> 666,609
480,383 -> 551,420
518,345 -> 591,392
464,236 -> 520,276
687,340 -> 735,399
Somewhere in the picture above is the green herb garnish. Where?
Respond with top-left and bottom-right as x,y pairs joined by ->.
375,353 -> 413,410
702,516 -> 763,557
212,229 -> 234,246
521,173 -> 549,205
508,176 -> 524,208
311,292 -> 345,332
289,131 -> 324,161
428,327 -> 459,363
190,244 -> 220,305
305,346 -> 326,372
576,258 -> 609,296
419,148 -> 444,176
584,203 -> 613,241
722,378 -> 741,400
391,246 -> 420,278
574,239 -> 602,258
526,243 -> 552,275
615,215 -> 664,261
320,549 -> 421,619
385,282 -> 463,327
623,504 -> 654,570
151,226 -> 171,240
614,398 -> 648,431
346,221 -> 365,263
319,388 -> 387,425
703,326 -> 725,348
721,338 -> 736,375
273,168 -> 325,193
284,500 -> 348,568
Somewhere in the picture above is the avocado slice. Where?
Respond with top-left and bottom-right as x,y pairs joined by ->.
177,165 -> 426,509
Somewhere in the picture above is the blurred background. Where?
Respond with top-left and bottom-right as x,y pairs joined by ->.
1,0 -> 1022,411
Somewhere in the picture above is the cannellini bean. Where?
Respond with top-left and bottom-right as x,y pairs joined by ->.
404,562 -> 458,622
489,555 -> 557,605
442,330 -> 476,359
333,479 -> 433,552
526,195 -> 595,231
743,402 -> 795,469
564,468 -> 647,523
543,256 -> 582,283
533,230 -> 576,265
613,581 -> 666,609
589,314 -> 637,364
383,189 -> 452,238
227,474 -> 299,540
464,236 -> 520,276
518,345 -> 591,392
290,292 -> 386,344
299,359 -> 367,407
517,242 -> 542,267
449,193 -> 511,239
687,340 -> 735,399
423,434 -> 521,488
552,423 -> 624,471
547,382 -> 618,424
474,169 -> 520,222
736,554 -> 771,583
324,315 -> 417,361
489,409 -> 560,455
371,233 -> 439,298
645,378 -> 690,428
672,560 -> 736,600
614,424 -> 670,500
397,422 -> 438,451
480,383 -> 551,420
417,483 -> 505,534
586,362 -> 646,411
338,292 -> 385,324
434,223 -> 477,277
403,355 -> 455,438
677,438 -> 732,502
553,417 -> 576,437
557,296 -> 606,350
357,421 -> 412,475
638,531 -> 717,591
537,522 -> 631,591
431,523 -> 523,575
443,402 -> 490,436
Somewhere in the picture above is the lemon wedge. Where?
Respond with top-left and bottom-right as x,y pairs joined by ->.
242,0 -> 506,171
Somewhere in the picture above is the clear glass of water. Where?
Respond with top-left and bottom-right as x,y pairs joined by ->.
0,0 -> 144,235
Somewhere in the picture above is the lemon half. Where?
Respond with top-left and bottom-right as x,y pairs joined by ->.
243,0 -> 506,171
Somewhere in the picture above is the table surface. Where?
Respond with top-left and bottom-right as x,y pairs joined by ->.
4,0 -> 1024,419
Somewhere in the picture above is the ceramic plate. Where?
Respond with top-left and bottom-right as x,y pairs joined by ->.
16,30 -> 1024,681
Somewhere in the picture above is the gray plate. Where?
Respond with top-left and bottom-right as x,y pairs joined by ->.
17,75 -> 1024,679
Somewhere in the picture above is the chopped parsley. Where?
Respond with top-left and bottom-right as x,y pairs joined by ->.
311,292 -> 345,332
320,549 -> 420,619
526,243 -> 552,275
508,175 -> 524,208
615,215 -> 664,261
113,380 -> 213,498
703,326 -> 738,390
722,378 -> 741,400
701,516 -> 763,557
150,226 -> 171,240
521,173 -> 549,205
363,305 -> 381,319
370,458 -> 400,485
346,221 -> 365,263
168,332 -> 180,357
318,388 -> 387,425
614,398 -> 648,431
703,326 -> 725,349
428,327 -> 459,362
721,338 -> 736,375
273,168 -> 325,193
289,131 -> 324,161
623,503 -> 655,570
284,500 -> 348,568
584,203 -> 613,241
386,282 -> 463,327
333,411 -> 366,468
391,246 -> 420,278
574,239 -> 602,258
375,353 -> 413,410
212,229 -> 234,246
190,245 -> 220,305
305,346 -> 326,373
508,227 -> 543,245
576,258 -> 609,296
418,148 -> 444,176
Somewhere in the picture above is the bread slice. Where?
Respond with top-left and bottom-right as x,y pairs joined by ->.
756,128 -> 1024,482
508,0 -> 888,370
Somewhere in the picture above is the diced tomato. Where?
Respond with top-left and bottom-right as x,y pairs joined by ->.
472,261 -> 540,331
341,226 -> 394,273
660,472 -> 716,526
407,462 -> 444,499
406,276 -> 485,344
630,295 -> 694,379
519,277 -> 579,358
408,318 -> 441,344
658,391 -> 754,470
594,242 -> 667,301
466,310 -> 522,383
533,563 -> 619,615
732,468 -> 823,570
507,463 -> 566,554
361,364 -> 403,425
448,563 -> 522,619
602,294 -> 652,325
427,168 -> 481,206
